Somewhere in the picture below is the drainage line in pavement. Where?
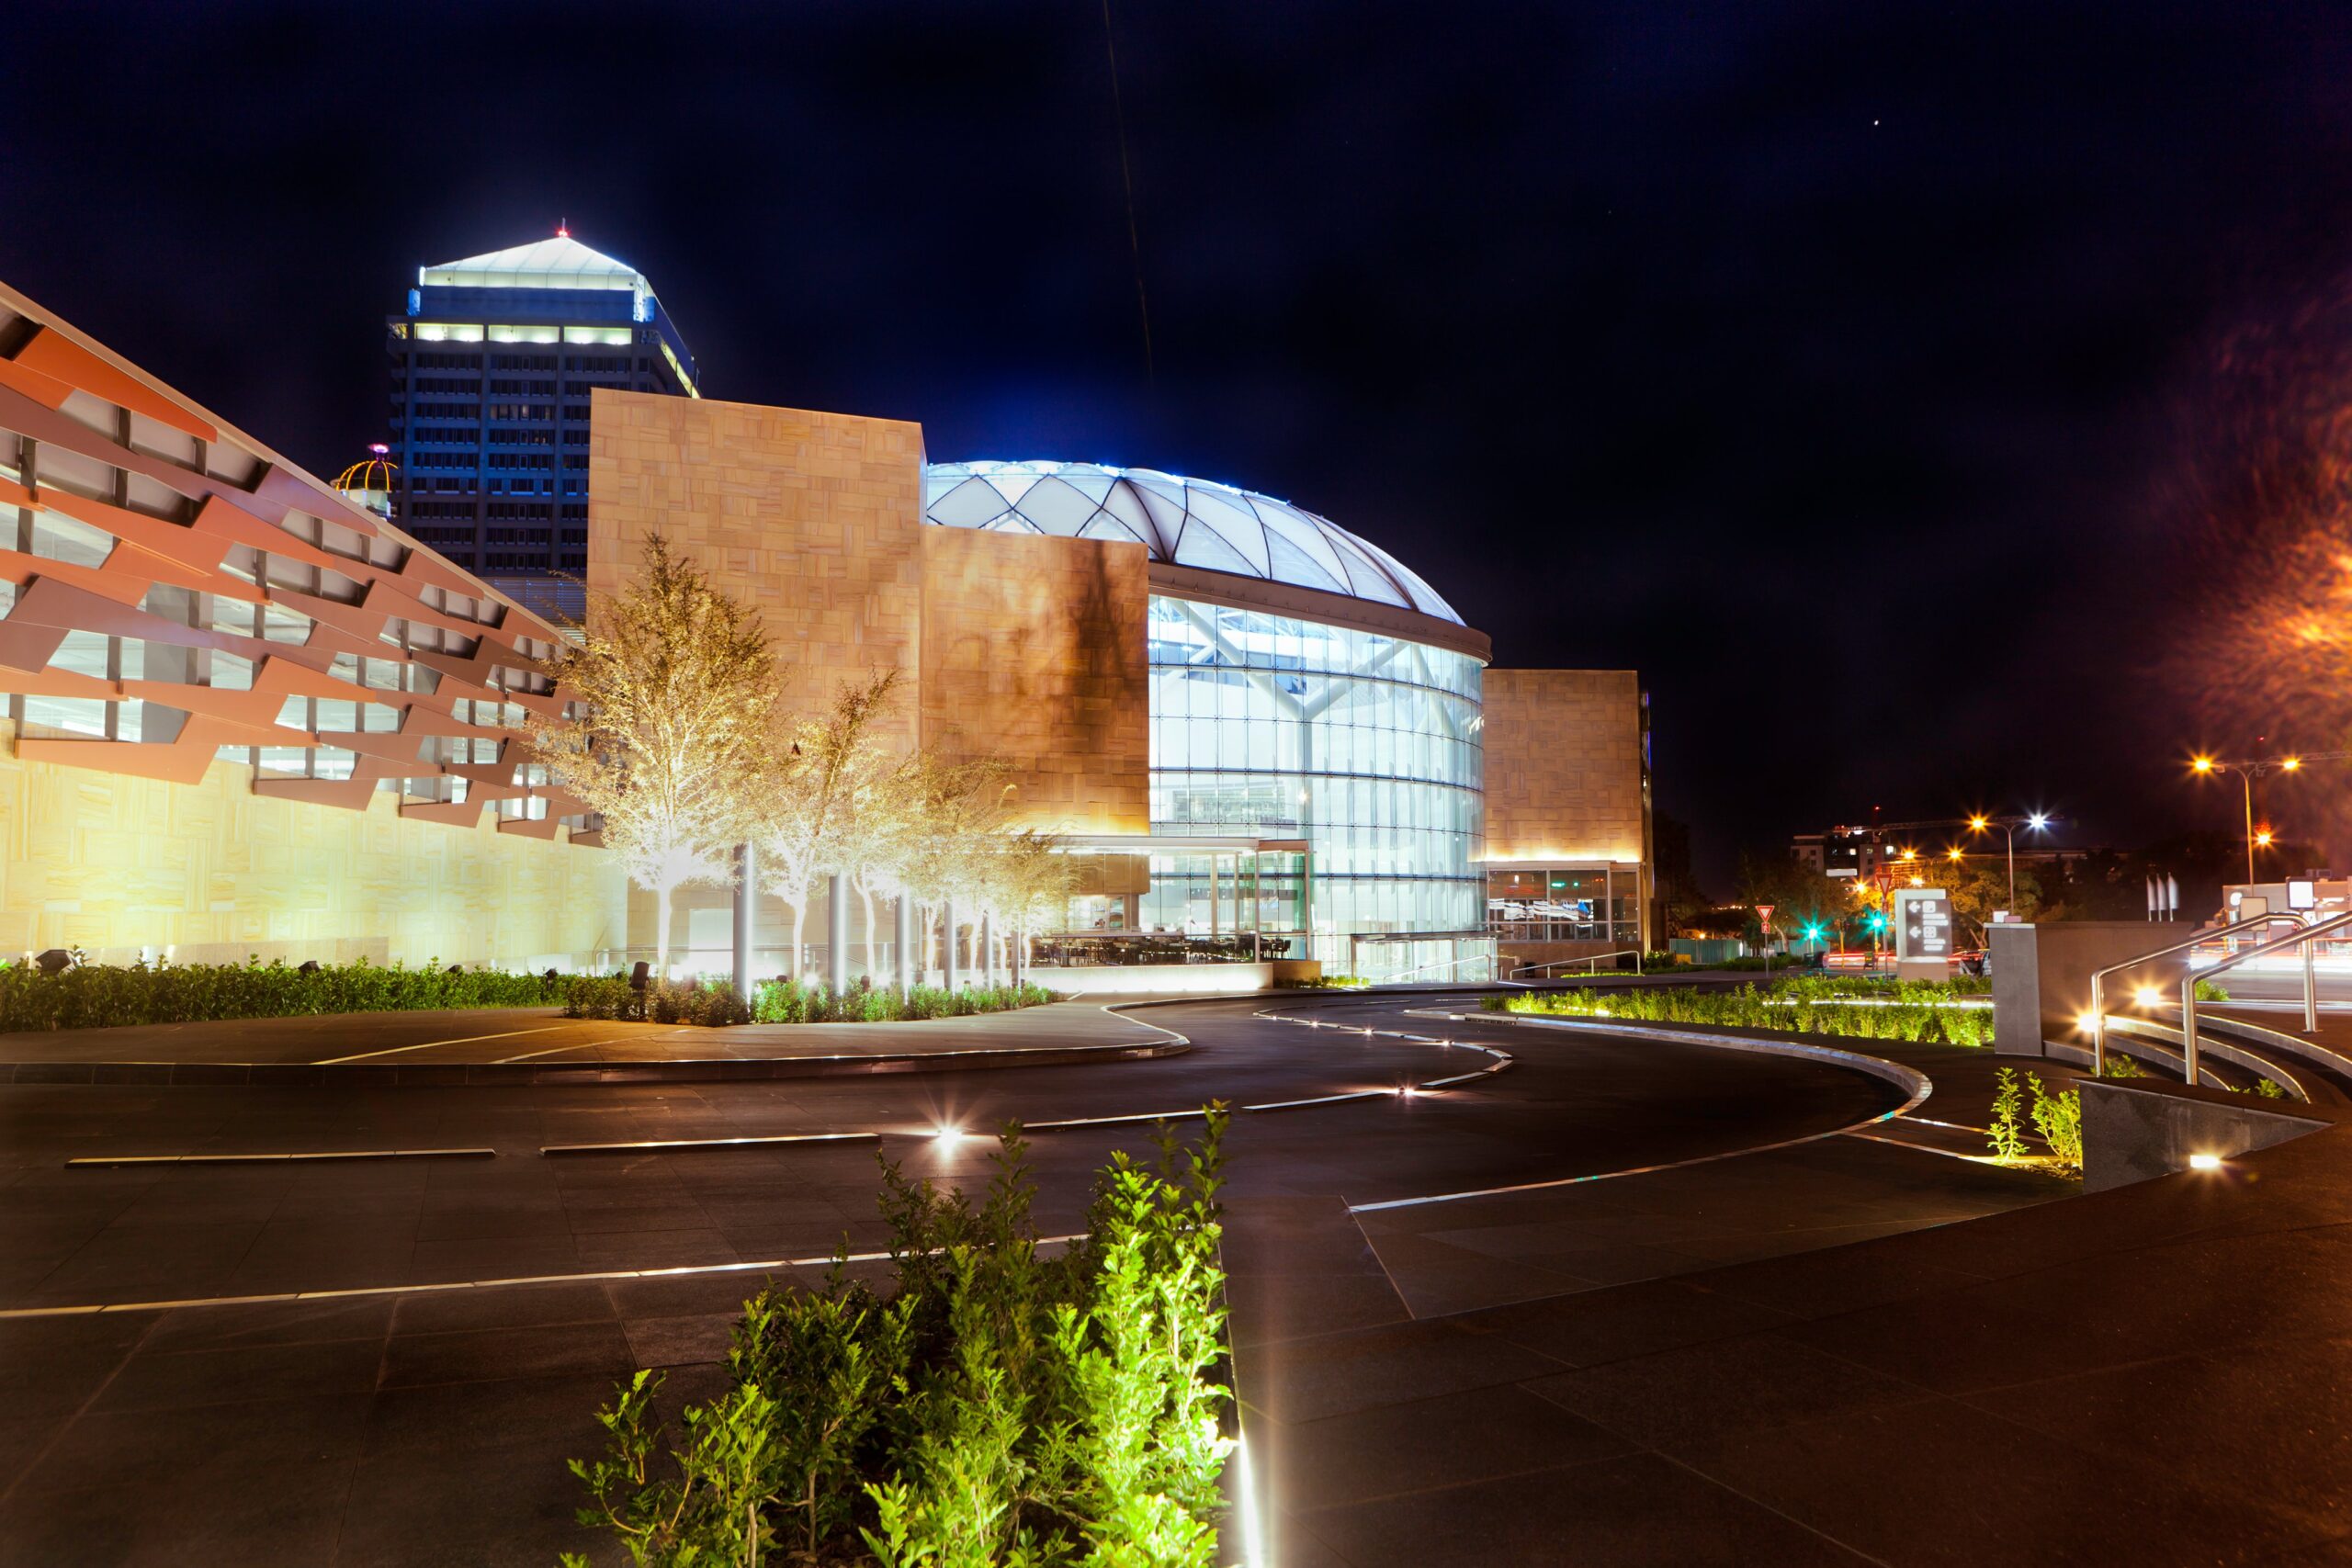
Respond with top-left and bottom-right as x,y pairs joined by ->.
64,1147 -> 496,1168
540,1132 -> 880,1156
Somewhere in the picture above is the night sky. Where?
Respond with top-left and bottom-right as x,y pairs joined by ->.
7,1 -> 2352,884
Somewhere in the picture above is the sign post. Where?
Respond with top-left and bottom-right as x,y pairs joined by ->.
1891,886 -> 1954,982
1756,905 -> 1775,978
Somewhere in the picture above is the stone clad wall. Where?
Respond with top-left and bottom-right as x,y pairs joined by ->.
586,389 -> 930,752
0,721 -> 626,967
918,526 -> 1151,835
1481,669 -> 1646,863
588,391 -> 1158,956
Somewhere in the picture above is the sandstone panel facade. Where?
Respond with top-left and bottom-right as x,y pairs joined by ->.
0,722 -> 626,967
587,389 -> 930,752
918,526 -> 1150,835
1482,669 -> 1646,865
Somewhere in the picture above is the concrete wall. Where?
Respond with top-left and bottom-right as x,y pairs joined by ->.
0,722 -> 626,968
1991,920 -> 2182,1056
2078,1077 -> 2327,1193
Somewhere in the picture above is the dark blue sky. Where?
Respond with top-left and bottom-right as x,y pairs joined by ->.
6,0 -> 2351,882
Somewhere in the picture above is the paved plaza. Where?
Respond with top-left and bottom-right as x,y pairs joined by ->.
0,989 -> 2341,1563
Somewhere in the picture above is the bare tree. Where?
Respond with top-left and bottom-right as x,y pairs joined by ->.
526,535 -> 782,974
756,670 -> 903,978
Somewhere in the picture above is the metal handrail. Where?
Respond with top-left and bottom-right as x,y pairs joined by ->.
1381,952 -> 1499,985
2087,912 -> 2308,1076
2179,908 -> 2352,1086
1510,948 -> 1644,980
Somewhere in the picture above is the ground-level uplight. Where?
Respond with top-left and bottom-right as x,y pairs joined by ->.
2133,986 -> 2162,1008
933,1125 -> 967,1149
2188,1152 -> 2223,1172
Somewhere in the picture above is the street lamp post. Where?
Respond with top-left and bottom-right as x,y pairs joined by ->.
1965,812 -> 2051,912
2189,752 -> 2344,885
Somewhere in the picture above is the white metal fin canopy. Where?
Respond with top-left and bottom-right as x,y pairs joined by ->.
922,460 -> 1462,624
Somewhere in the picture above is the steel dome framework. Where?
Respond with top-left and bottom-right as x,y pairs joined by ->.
922,460 -> 1462,625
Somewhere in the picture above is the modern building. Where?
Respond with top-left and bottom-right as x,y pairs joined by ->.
385,231 -> 698,622
0,272 -> 1646,987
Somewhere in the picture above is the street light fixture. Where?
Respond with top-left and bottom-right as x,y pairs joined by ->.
2187,751 -> 2347,883
1964,812 -> 2055,911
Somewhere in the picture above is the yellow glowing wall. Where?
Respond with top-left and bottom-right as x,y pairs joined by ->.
0,722 -> 627,967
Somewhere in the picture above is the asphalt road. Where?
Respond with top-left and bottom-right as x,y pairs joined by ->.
0,988 -> 2017,1566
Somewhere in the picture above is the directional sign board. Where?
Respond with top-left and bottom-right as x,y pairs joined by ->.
1892,886 -> 1953,980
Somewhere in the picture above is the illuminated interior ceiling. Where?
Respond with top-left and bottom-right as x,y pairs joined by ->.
922,460 -> 1463,625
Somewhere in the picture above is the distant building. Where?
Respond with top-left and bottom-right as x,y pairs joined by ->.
385,231 -> 698,620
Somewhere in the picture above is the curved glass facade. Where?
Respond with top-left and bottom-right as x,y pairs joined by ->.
1143,593 -> 1485,976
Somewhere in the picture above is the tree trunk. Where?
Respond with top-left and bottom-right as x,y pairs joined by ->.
655,879 -> 673,976
859,883 -> 879,982
787,902 -> 806,981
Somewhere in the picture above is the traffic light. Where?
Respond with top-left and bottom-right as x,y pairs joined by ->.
1865,912 -> 1888,933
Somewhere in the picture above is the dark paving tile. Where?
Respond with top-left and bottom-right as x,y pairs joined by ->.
1224,1268 -> 1410,1348
1457,1277 -> 1797,1369
1957,1335 -> 2352,1538
571,1228 -> 741,1272
390,1280 -> 614,1336
1687,1231 -> 1992,1318
1237,1316 -> 1566,1425
3,1458 -> 355,1567
603,1268 -> 787,1320
333,1428 -> 601,1568
87,1337 -> 382,1414
405,1233 -> 583,1282
379,1320 -> 637,1389
1269,1382 -> 1634,1512
1677,1393 -> 2324,1567
17,1393 -> 372,1494
140,1295 -> 394,1353
1525,1329 -> 1929,1448
0,1313 -> 159,1419
362,1371 -> 624,1456
1378,1247 -> 1594,1318
620,1313 -> 738,1369
1295,1450 -> 1875,1568
1776,1279 -> 2149,1395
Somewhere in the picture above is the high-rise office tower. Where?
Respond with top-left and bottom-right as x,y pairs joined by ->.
384,229 -> 699,619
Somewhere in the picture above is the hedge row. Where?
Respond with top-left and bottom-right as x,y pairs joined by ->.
1491,982 -> 1996,1047
0,956 -> 560,1033
562,976 -> 1057,1027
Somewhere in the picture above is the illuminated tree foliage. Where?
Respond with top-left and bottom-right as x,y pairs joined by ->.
526,535 -> 783,972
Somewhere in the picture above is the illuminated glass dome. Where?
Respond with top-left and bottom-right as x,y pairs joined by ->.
922,460 -> 1461,624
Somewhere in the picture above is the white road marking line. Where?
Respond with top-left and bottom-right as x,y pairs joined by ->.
314,1025 -> 569,1066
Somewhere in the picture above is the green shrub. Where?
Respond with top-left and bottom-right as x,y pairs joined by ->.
0,952 -> 560,1033
1273,974 -> 1370,990
2255,1077 -> 2289,1099
1496,980 -> 1995,1047
2028,1073 -> 2083,1172
1988,1067 -> 2029,1164
750,977 -> 1055,1025
562,976 -> 752,1026
566,1116 -> 1234,1568
2194,978 -> 2231,1002
2099,1052 -> 2147,1079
